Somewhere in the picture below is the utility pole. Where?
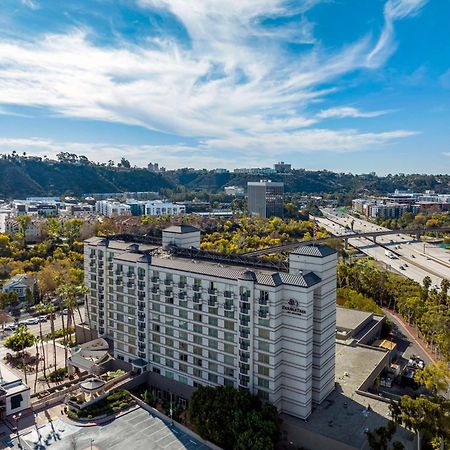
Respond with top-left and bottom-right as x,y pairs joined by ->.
170,392 -> 173,426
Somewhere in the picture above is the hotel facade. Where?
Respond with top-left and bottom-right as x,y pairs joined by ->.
84,225 -> 337,419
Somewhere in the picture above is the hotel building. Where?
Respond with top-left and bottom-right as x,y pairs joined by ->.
84,225 -> 337,419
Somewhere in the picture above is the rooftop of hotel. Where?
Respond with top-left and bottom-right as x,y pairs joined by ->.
282,344 -> 414,449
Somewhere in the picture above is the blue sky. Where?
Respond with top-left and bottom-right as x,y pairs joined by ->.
0,0 -> 449,174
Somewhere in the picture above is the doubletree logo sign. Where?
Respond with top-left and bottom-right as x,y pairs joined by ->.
282,299 -> 306,316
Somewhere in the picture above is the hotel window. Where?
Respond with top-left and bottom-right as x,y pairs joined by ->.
208,351 -> 218,361
152,354 -> 160,363
193,368 -> 202,378
179,321 -> 188,330
224,321 -> 235,331
179,309 -> 188,319
208,339 -> 218,349
165,371 -> 174,379
166,348 -> 174,358
258,341 -> 270,352
152,303 -> 160,311
208,362 -> 218,371
224,355 -> 234,366
179,331 -> 188,341
193,324 -> 203,334
208,373 -> 218,383
194,357 -> 202,367
224,368 -> 234,378
208,328 -> 218,338
193,313 -> 202,322
208,317 -> 218,326
165,327 -> 174,336
152,324 -> 160,332
179,363 -> 188,373
178,375 -> 189,384
258,366 -> 270,376
152,344 -> 160,353
179,342 -> 188,351
152,334 -> 160,343
258,328 -> 270,339
258,378 -> 270,389
166,359 -> 174,368
193,346 -> 202,356
165,338 -> 174,347
179,353 -> 188,362
258,353 -> 270,364
224,379 -> 234,387
224,344 -> 234,354
165,306 -> 174,316
193,335 -> 203,345
224,332 -> 234,342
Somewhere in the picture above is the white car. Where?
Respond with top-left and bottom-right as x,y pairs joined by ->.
25,318 -> 39,325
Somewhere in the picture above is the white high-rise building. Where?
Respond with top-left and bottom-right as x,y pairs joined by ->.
84,226 -> 337,419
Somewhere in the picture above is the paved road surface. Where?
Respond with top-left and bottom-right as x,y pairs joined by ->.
317,209 -> 449,287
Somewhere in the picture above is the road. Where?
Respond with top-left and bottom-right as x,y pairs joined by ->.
0,306 -> 86,340
318,208 -> 449,287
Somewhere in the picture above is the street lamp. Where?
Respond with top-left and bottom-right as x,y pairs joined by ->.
90,438 -> 95,450
13,413 -> 22,449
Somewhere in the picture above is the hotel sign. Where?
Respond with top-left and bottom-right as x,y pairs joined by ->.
282,299 -> 306,316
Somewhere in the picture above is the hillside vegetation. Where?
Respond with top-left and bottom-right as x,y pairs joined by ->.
0,156 -> 450,198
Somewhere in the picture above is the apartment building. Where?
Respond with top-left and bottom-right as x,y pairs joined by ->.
84,226 -> 337,420
95,200 -> 132,217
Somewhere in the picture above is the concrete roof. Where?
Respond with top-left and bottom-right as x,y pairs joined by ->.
282,344 -> 414,449
336,307 -> 372,332
163,225 -> 200,234
291,244 -> 336,258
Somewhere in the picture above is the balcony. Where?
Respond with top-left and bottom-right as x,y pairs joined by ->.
178,282 -> 187,289
224,302 -> 233,311
239,341 -> 250,351
151,277 -> 159,283
239,329 -> 249,339
89,261 -> 96,267
178,292 -> 187,300
193,285 -> 201,292
116,286 -> 124,293
164,280 -> 173,287
259,310 -> 269,319
138,292 -> 145,300
138,304 -> 145,312
115,269 -> 122,275
138,343 -> 146,351
127,272 -> 135,279
239,351 -> 250,362
138,332 -> 146,341
240,307 -> 250,316
138,313 -> 146,321
259,298 -> 268,306
138,324 -> 146,331
108,263 -> 113,270
240,293 -> 250,301
208,297 -> 217,307
164,290 -> 173,298
239,318 -> 250,327
224,291 -> 233,299
98,261 -> 104,268
138,274 -> 145,281
239,366 -> 249,375
208,288 -> 217,295
193,295 -> 201,303
151,287 -> 159,294
98,301 -> 104,308
138,352 -> 146,359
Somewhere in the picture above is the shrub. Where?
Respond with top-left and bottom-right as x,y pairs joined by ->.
48,367 -> 67,382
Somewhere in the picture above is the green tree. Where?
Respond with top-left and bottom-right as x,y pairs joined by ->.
414,361 -> 450,396
366,421 -> 404,450
4,325 -> 36,353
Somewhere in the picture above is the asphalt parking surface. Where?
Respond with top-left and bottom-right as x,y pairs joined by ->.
6,408 -> 211,450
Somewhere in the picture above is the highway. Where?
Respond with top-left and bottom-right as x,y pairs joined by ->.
317,208 -> 449,287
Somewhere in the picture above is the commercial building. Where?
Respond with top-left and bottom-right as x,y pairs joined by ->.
84,226 -> 337,420
274,162 -> 292,173
143,200 -> 185,217
247,180 -> 284,218
95,200 -> 132,218
0,362 -> 31,418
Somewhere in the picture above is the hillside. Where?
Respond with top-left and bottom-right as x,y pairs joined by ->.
0,159 -> 174,198
0,157 -> 449,199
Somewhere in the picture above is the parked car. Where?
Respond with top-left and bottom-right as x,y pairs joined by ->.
25,318 -> 39,325
3,325 -> 16,332
62,309 -> 69,315
38,316 -> 48,322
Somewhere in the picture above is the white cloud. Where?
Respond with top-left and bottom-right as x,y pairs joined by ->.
317,107 -> 391,119
20,0 -> 39,9
0,0 -> 425,156
367,0 -> 428,67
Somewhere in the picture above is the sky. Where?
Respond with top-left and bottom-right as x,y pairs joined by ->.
0,0 -> 449,174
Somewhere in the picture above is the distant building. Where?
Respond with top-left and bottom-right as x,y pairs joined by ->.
274,161 -> 292,173
213,168 -> 229,174
247,180 -> 284,218
143,200 -> 185,217
95,200 -> 132,218
147,162 -> 160,172
5,218 -> 45,242
2,274 -> 36,303
234,167 -> 277,175
224,186 -> 244,197
0,362 -> 31,418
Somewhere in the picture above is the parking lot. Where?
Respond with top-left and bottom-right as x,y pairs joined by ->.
7,407 -> 211,450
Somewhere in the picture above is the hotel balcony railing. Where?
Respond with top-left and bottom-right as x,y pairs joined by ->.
164,280 -> 173,286
178,282 -> 187,289
259,310 -> 269,319
259,298 -> 268,306
138,274 -> 145,281
138,332 -> 146,341
223,291 -> 233,298
193,295 -> 201,303
98,261 -> 104,268
208,288 -> 217,295
165,290 -> 174,298
193,285 -> 201,292
151,277 -> 159,283
138,324 -> 146,331
151,288 -> 159,294
224,303 -> 234,311
239,342 -> 250,351
239,329 -> 249,339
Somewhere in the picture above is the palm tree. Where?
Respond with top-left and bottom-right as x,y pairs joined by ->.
46,303 -> 57,371
35,303 -> 49,384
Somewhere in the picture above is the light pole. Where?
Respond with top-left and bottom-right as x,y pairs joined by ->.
90,438 -> 94,450
170,392 -> 173,426
13,413 -> 22,449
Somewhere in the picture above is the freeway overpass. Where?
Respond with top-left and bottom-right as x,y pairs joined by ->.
242,227 -> 450,257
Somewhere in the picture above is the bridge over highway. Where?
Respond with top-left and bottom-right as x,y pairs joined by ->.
242,227 -> 450,257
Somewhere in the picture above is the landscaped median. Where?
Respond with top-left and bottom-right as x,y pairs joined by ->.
67,389 -> 134,421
